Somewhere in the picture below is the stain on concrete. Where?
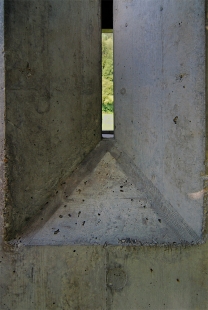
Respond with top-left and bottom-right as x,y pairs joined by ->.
120,88 -> 126,95
107,268 -> 127,291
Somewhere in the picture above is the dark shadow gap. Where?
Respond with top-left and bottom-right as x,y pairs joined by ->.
101,0 -> 113,30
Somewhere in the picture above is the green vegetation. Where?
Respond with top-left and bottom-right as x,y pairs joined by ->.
102,33 -> 113,113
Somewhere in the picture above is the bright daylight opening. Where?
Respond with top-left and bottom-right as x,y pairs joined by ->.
102,31 -> 114,138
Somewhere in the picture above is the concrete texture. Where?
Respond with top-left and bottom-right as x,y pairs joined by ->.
0,246 -> 107,310
4,0 -> 101,239
114,0 -> 205,236
105,244 -> 208,310
0,1 -> 208,309
17,141 -> 199,246
25,149 -> 169,245
0,0 -> 5,248
1,243 -> 208,309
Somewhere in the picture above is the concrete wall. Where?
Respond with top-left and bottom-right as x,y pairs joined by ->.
1,1 -> 208,310
0,244 -> 208,309
0,0 -> 5,248
4,0 -> 101,239
114,0 -> 205,236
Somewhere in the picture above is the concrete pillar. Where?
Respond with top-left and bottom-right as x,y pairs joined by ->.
4,0 -> 101,239
114,0 -> 205,236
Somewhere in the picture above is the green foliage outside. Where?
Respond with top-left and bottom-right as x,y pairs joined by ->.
102,33 -> 113,113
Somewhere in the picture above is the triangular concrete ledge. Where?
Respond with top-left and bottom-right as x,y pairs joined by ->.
13,140 -> 200,246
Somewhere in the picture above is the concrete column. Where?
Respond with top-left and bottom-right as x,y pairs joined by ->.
4,0 -> 101,239
114,0 -> 205,236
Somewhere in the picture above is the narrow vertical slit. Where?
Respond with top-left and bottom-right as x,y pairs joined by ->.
101,0 -> 114,139
102,30 -> 114,138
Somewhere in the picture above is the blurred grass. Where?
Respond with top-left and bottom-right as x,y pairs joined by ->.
102,33 -> 113,114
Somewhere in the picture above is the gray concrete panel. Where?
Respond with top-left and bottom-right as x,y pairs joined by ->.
0,1 -> 208,310
4,0 -> 101,239
0,243 -> 208,309
114,0 -> 205,236
0,0 -> 5,247
0,245 -> 106,310
106,244 -> 208,310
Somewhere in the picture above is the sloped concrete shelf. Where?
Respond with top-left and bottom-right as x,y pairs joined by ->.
14,140 -> 201,246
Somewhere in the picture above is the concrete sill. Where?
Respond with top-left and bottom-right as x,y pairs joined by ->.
12,140 -> 201,246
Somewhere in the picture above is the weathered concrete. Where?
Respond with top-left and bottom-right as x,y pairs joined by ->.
4,0 -> 101,239
15,141 -> 187,245
114,0 -> 205,237
0,0 -> 5,248
106,244 -> 208,310
17,140 -> 199,246
0,246 -> 107,310
1,244 -> 208,309
0,0 -> 208,309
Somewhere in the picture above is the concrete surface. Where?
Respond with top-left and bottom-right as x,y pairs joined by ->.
114,0 -> 205,236
0,0 -> 5,249
17,141 -> 199,246
0,1 -> 208,310
4,0 -> 101,239
0,243 -> 208,309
